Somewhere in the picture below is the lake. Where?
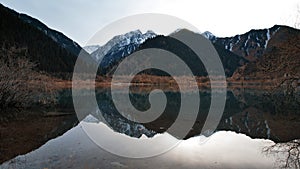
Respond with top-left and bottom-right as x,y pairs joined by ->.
0,88 -> 299,168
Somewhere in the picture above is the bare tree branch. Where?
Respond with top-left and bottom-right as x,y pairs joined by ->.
0,46 -> 55,118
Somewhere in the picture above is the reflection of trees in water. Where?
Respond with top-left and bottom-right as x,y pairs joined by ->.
257,68 -> 299,114
263,140 -> 300,169
263,79 -> 300,168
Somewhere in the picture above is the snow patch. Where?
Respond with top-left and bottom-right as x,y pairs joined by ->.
264,29 -> 271,48
229,43 -> 233,51
273,27 -> 281,35
244,34 -> 250,55
201,31 -> 216,41
264,120 -> 271,139
90,30 -> 156,62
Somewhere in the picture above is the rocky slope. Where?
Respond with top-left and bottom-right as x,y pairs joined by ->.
88,30 -> 156,74
212,25 -> 282,61
232,25 -> 300,81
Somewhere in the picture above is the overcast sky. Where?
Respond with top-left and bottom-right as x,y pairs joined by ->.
1,0 -> 299,46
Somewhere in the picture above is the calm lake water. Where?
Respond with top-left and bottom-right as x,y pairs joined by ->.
1,88 -> 299,169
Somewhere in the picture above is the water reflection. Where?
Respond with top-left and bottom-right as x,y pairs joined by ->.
70,88 -> 300,142
1,121 -> 277,169
263,140 -> 300,168
0,111 -> 78,163
1,88 -> 299,168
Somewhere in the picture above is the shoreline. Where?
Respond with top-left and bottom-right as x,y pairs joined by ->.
51,75 -> 299,91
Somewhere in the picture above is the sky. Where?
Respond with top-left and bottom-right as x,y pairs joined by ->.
0,0 -> 299,46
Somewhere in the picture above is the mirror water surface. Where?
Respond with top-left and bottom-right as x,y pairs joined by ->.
1,88 -> 299,169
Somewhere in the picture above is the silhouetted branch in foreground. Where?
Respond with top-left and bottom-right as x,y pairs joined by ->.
263,140 -> 300,168
0,47 -> 55,115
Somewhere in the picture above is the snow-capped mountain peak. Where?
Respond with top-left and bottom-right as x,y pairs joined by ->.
201,31 -> 216,41
90,30 -> 156,62
83,45 -> 100,54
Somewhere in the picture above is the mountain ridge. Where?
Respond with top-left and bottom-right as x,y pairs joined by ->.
14,9 -> 83,57
1,3 -> 299,80
0,3 -> 93,78
88,24 -> 298,77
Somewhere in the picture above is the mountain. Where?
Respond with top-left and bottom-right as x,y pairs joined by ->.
90,30 -> 156,74
91,30 -> 156,61
136,31 -> 246,77
201,25 -> 300,81
87,24 -> 299,78
232,25 -> 300,80
83,45 -> 100,54
201,31 -> 217,41
18,14 -> 82,56
97,29 -> 246,77
210,25 -> 282,61
0,4 -> 91,78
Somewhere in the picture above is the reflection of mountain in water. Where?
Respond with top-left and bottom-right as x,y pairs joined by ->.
2,89 -> 298,164
218,92 -> 298,142
62,89 -> 300,143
